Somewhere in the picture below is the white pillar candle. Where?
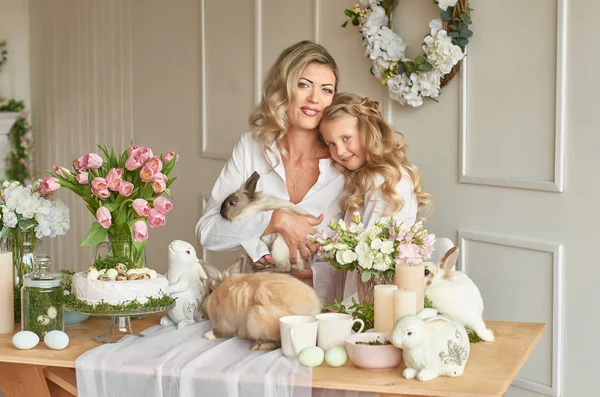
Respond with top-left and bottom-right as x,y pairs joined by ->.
373,284 -> 397,333
393,263 -> 425,311
0,252 -> 14,334
393,288 -> 417,325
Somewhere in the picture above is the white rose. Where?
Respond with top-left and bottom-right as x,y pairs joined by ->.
342,250 -> 358,264
380,240 -> 394,255
336,250 -> 347,265
371,238 -> 383,250
437,0 -> 458,11
355,241 -> 370,256
358,253 -> 374,269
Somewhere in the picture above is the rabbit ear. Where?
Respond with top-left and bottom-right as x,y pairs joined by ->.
439,246 -> 459,272
244,171 -> 260,198
201,261 -> 223,282
224,255 -> 246,278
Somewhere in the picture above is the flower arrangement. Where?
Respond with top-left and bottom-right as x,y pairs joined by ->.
312,213 -> 435,282
46,142 -> 178,267
342,0 -> 473,107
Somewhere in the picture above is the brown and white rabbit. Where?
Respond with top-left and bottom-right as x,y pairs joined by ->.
220,171 -> 317,272
200,255 -> 322,350
424,247 -> 495,342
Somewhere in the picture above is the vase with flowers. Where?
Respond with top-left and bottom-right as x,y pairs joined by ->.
46,142 -> 177,269
0,180 -> 71,322
312,213 -> 435,305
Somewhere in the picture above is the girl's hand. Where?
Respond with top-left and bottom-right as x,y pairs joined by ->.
268,209 -> 323,265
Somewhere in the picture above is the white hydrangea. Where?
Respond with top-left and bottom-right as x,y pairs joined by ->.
365,26 -> 406,61
3,211 -> 17,228
437,0 -> 458,11
423,30 -> 464,74
429,19 -> 443,35
359,0 -> 380,8
361,6 -> 388,37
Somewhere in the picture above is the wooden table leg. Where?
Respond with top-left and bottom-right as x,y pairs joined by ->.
0,362 -> 52,397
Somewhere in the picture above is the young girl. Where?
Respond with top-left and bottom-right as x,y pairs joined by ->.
319,92 -> 432,299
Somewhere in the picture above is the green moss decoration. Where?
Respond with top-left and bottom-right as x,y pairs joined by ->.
63,292 -> 175,315
21,284 -> 64,338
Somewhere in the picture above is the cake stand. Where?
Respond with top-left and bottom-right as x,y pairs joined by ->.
65,302 -> 175,343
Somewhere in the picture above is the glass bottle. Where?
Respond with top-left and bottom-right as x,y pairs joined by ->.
21,254 -> 64,338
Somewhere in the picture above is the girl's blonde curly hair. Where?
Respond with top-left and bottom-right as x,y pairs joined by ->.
249,40 -> 339,165
320,92 -> 432,219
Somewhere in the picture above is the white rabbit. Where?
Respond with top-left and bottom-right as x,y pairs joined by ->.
200,255 -> 321,350
219,171 -> 317,272
160,240 -> 208,329
424,246 -> 495,342
390,309 -> 470,381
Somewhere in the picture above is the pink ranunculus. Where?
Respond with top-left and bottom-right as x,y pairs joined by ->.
148,209 -> 166,228
132,198 -> 151,217
96,207 -> 112,229
74,153 -> 103,171
132,220 -> 148,242
39,177 -> 61,195
127,145 -> 141,156
153,196 -> 173,213
139,165 -> 155,183
162,151 -> 177,164
125,155 -> 144,171
106,168 -> 123,191
152,177 -> 166,194
119,181 -> 134,197
92,188 -> 111,199
76,172 -> 89,184
146,156 -> 163,173
136,147 -> 153,162
91,177 -> 108,191
52,165 -> 71,178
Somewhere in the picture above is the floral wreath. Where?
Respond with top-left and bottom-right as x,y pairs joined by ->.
343,0 -> 473,107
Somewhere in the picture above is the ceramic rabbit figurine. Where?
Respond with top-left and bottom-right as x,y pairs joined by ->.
424,246 -> 495,342
390,308 -> 470,382
160,240 -> 208,329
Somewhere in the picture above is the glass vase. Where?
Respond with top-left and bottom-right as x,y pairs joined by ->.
95,232 -> 146,268
356,270 -> 394,306
5,229 -> 40,323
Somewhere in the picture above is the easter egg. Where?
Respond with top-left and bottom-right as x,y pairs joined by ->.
12,331 -> 40,350
297,346 -> 325,367
325,346 -> 348,367
44,330 -> 70,350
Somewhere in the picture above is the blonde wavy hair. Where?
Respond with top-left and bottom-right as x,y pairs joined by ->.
321,92 -> 432,219
249,40 -> 339,165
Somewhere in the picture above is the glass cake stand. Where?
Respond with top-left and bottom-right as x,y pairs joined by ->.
65,303 -> 175,343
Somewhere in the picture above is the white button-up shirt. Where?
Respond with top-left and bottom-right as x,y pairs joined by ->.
196,132 -> 345,302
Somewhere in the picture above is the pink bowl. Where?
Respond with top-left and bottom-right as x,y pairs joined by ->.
344,332 -> 402,370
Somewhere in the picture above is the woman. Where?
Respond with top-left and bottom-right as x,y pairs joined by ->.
196,40 -> 345,304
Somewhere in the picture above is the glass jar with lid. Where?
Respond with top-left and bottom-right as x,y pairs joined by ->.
21,254 -> 64,337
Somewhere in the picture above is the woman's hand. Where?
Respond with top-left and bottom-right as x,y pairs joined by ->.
252,254 -> 275,272
268,209 -> 323,265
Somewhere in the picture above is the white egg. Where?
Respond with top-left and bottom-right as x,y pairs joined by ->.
324,346 -> 348,367
105,268 -> 118,280
44,330 -> 70,350
86,269 -> 99,280
126,269 -> 138,276
297,346 -> 325,367
12,331 -> 40,350
147,269 -> 158,279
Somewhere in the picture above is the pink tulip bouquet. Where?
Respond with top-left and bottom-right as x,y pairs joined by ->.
46,142 -> 178,267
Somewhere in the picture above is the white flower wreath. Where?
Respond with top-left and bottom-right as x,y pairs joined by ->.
343,0 -> 473,107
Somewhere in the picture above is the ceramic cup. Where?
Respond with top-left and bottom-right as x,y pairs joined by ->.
279,315 -> 318,360
315,312 -> 365,352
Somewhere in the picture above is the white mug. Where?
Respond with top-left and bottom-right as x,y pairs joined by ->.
279,315 -> 318,360
315,312 -> 365,351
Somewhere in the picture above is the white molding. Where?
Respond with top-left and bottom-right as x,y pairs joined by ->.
458,230 -> 563,397
459,0 -> 566,193
254,0 -> 262,105
313,0 -> 320,43
384,95 -> 393,125
199,195 -> 209,260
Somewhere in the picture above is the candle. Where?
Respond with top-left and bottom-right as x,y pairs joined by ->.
393,263 -> 425,311
373,284 -> 397,333
393,288 -> 416,325
0,252 -> 14,334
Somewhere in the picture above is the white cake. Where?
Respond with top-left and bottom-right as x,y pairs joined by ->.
72,272 -> 169,305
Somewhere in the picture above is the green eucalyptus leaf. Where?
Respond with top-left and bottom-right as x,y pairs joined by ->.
455,37 -> 468,46
463,29 -> 473,38
415,56 -> 425,65
361,270 -> 372,283
448,31 -> 461,38
341,21 -> 349,28
344,9 -> 353,17
352,17 -> 359,26
418,63 -> 433,72
397,63 -> 406,74
440,10 -> 452,21
405,61 -> 417,74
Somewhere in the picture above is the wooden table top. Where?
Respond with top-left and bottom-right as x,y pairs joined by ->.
0,315 -> 545,397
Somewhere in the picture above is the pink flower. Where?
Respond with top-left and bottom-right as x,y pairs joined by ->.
148,209 -> 166,228
146,156 -> 163,173
125,155 -> 144,171
92,188 -> 111,199
96,207 -> 112,229
132,220 -> 148,242
139,165 -> 155,182
119,181 -> 134,197
132,198 -> 151,217
52,165 -> 71,178
152,177 -> 166,194
76,172 -> 89,184
137,147 -> 153,162
106,168 -> 123,191
127,145 -> 141,156
91,177 -> 108,191
39,177 -> 60,195
162,151 -> 178,164
153,196 -> 173,213
74,153 -> 103,171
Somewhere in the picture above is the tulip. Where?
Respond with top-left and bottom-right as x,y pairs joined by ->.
148,209 -> 166,228
39,177 -> 60,195
146,156 -> 163,173
132,220 -> 148,242
139,165 -> 155,183
132,198 -> 151,217
162,151 -> 177,164
125,155 -> 144,171
76,172 -> 89,184
96,207 -> 112,229
153,196 -> 173,213
119,181 -> 134,197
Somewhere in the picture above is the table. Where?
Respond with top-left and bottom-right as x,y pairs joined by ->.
0,315 -> 545,397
